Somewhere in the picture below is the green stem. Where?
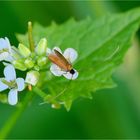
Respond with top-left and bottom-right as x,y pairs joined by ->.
33,87 -> 47,99
0,91 -> 34,139
28,21 -> 35,52
0,86 -> 46,139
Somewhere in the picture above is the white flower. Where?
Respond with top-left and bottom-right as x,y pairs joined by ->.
0,65 -> 25,105
25,70 -> 40,86
0,37 -> 13,62
47,47 -> 79,80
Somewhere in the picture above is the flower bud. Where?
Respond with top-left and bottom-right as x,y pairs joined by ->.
34,65 -> 40,71
51,103 -> 61,109
24,58 -> 34,69
25,70 -> 40,86
37,56 -> 47,67
12,60 -> 27,71
36,38 -> 47,56
18,43 -> 31,58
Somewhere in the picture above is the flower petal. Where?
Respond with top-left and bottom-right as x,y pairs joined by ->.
50,64 -> 65,76
63,72 -> 73,80
5,37 -> 11,50
4,55 -> 14,62
63,48 -> 78,63
0,37 -> 11,50
63,69 -> 78,80
0,52 -> 9,61
8,89 -> 18,105
0,39 -> 4,49
0,38 -> 7,49
16,78 -> 25,91
4,65 -> 16,81
46,48 -> 52,55
0,78 -> 8,92
53,46 -> 62,54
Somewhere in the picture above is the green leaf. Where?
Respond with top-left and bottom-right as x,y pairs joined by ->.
17,8 -> 140,110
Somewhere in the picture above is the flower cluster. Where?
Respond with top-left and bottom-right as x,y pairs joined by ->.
0,37 -> 78,105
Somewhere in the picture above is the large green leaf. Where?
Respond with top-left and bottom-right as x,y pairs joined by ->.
17,8 -> 140,110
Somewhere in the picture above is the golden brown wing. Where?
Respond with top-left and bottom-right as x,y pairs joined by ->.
48,50 -> 72,71
54,49 -> 70,65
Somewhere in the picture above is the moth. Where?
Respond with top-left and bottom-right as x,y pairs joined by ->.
48,49 -> 75,75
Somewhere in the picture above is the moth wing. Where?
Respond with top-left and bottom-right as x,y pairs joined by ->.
54,49 -> 70,66
48,53 -> 69,71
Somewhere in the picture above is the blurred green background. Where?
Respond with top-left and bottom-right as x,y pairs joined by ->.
0,1 -> 140,139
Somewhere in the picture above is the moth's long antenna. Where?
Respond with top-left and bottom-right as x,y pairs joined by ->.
52,75 -> 73,100
39,75 -> 73,105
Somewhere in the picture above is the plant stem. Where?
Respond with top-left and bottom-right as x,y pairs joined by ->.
33,87 -> 47,99
0,91 -> 34,139
0,87 -> 45,139
28,21 -> 35,52
0,84 -> 46,139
